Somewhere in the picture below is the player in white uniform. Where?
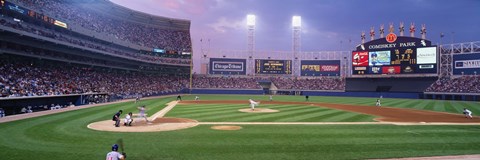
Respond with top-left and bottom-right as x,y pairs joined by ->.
124,112 -> 133,126
269,95 -> 273,101
249,98 -> 259,111
375,99 -> 381,107
195,96 -> 199,101
137,105 -> 149,122
106,144 -> 125,160
464,108 -> 473,118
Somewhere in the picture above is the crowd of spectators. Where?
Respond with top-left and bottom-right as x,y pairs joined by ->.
11,0 -> 192,52
0,18 -> 190,65
192,75 -> 345,91
193,76 -> 262,89
271,77 -> 345,91
0,57 -> 189,98
425,76 -> 480,93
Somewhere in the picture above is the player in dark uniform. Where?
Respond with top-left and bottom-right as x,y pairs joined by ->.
176,95 -> 182,101
112,110 -> 123,127
305,95 -> 309,101
135,96 -> 140,103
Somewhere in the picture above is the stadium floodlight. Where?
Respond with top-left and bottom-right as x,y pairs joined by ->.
247,14 -> 256,27
292,16 -> 301,27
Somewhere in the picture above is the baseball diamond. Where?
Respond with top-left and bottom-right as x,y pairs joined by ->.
1,0 -> 480,160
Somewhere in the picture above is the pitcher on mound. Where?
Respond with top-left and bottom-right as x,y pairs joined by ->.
249,98 -> 260,111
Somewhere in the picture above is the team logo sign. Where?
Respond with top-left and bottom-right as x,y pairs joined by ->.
386,33 -> 397,43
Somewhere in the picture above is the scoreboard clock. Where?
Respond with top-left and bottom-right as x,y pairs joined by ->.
255,59 -> 292,74
352,34 -> 437,76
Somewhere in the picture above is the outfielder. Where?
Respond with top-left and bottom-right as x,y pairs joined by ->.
249,98 -> 259,111
106,144 -> 125,160
463,108 -> 473,118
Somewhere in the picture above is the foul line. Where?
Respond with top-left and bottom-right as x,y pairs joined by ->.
197,122 -> 480,126
150,101 -> 178,121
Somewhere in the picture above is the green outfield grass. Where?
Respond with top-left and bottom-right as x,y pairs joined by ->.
0,95 -> 479,160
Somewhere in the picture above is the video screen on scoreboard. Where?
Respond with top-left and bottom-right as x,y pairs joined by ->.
352,36 -> 437,75
369,51 -> 391,66
255,59 -> 292,74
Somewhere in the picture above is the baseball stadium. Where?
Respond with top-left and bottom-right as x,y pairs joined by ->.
1,0 -> 480,160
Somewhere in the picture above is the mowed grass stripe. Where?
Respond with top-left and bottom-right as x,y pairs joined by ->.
341,114 -> 377,122
300,110 -> 352,122
321,112 -> 374,122
198,105 -> 318,122
232,106 -> 324,122
411,100 -> 432,110
423,100 -> 437,111
269,108 -> 333,122
397,99 -> 422,109
172,104 -> 245,114
444,101 -> 461,113
433,100 -> 447,112
169,107 -> 241,119
173,105 -> 308,122
382,99 -> 412,107
170,104 -> 300,120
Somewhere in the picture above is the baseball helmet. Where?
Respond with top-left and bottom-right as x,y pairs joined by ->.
112,144 -> 119,151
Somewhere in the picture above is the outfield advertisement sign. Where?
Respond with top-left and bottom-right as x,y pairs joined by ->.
300,60 -> 341,76
453,53 -> 480,75
209,58 -> 246,75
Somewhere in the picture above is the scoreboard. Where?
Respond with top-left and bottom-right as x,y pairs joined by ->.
352,34 -> 437,76
255,59 -> 292,74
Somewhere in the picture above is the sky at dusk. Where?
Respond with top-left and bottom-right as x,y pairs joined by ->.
110,0 -> 480,53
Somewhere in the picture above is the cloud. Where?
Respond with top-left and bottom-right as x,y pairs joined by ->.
208,17 -> 244,33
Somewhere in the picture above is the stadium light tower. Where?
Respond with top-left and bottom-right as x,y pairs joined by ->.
292,16 -> 301,76
247,14 -> 256,75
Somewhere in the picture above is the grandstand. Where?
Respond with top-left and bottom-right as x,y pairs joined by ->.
0,0 -> 191,115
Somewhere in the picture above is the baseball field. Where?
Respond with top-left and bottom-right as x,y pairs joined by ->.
1,94 -> 480,160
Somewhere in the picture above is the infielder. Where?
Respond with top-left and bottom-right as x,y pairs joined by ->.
137,105 -> 149,122
269,95 -> 273,101
124,112 -> 133,126
463,108 -> 473,119
375,99 -> 381,107
106,144 -> 125,160
195,96 -> 199,101
249,98 -> 259,111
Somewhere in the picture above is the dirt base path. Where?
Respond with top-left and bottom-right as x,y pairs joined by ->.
180,100 -> 480,123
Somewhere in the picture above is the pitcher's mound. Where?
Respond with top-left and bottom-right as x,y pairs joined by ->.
87,117 -> 198,132
211,125 -> 242,130
239,108 -> 279,113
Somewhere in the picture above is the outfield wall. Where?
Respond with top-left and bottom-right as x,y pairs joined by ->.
302,91 -> 420,99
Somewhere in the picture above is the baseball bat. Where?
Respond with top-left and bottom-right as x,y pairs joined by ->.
117,138 -> 125,152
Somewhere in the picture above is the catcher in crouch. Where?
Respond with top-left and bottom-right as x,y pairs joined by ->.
249,98 -> 260,111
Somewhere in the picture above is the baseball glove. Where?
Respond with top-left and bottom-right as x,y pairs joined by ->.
122,152 -> 127,159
